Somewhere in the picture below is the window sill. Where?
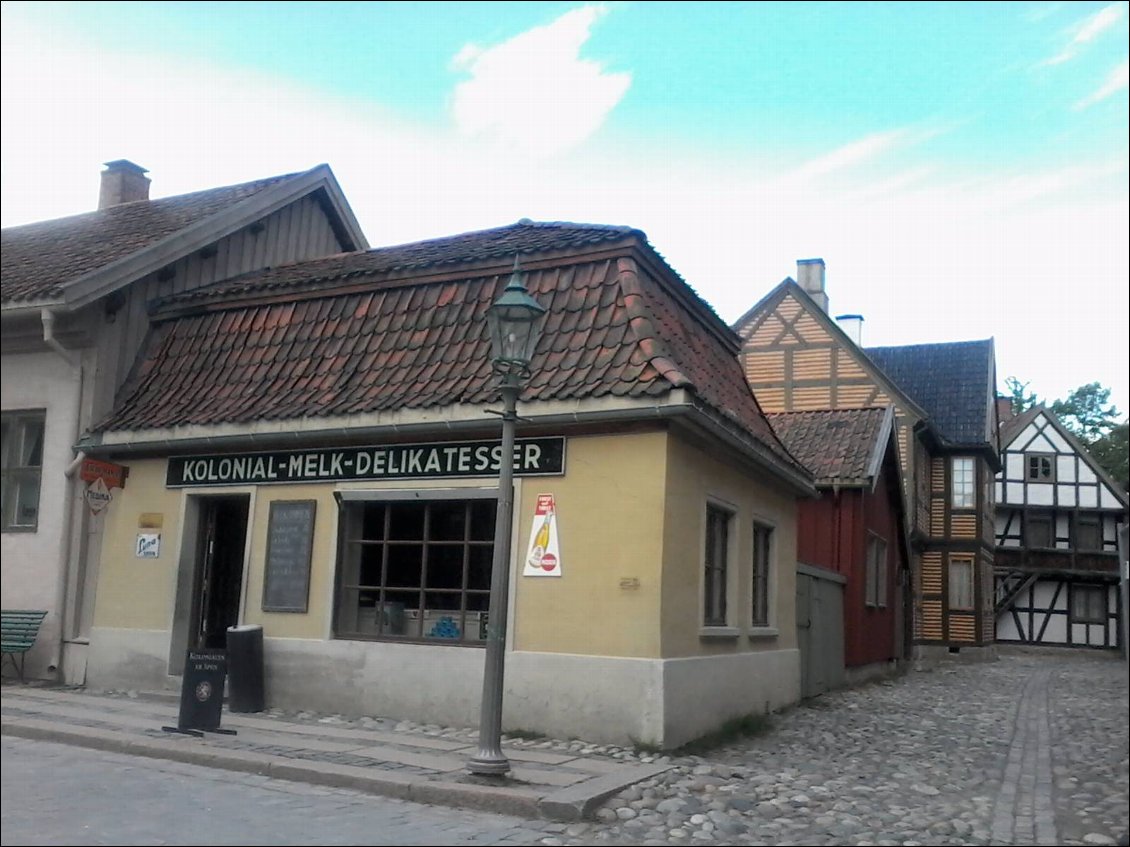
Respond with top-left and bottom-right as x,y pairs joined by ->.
747,626 -> 779,639
699,626 -> 740,639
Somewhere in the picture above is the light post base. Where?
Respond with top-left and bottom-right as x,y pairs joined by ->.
466,749 -> 511,776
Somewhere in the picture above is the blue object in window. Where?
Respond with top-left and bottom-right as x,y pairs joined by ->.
428,616 -> 461,639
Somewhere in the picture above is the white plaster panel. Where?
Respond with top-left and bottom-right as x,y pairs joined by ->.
1044,428 -> 1071,452
1078,486 -> 1097,508
1058,486 -> 1076,507
1042,610 -> 1067,642
1071,624 -> 1089,644
1017,424 -> 1040,446
1030,433 -> 1058,453
1028,485 -> 1054,506
1007,482 -> 1026,503
1078,464 -> 1097,484
1100,486 -> 1122,509
995,481 -> 1005,502
1006,453 -> 1024,479
1057,455 -> 1076,482
995,612 -> 1023,641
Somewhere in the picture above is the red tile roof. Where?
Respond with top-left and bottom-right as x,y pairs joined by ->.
766,407 -> 892,483
96,222 -> 804,476
1,173 -> 302,304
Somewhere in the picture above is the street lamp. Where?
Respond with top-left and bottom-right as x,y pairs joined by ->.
467,256 -> 547,777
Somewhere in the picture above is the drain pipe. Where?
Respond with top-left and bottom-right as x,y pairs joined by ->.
41,308 -> 85,678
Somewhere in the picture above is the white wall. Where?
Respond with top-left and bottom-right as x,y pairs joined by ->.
0,349 -> 83,676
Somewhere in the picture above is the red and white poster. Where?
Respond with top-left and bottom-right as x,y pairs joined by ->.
523,493 -> 561,577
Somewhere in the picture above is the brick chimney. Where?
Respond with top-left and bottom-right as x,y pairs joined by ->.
98,160 -> 150,209
797,258 -> 828,313
996,395 -> 1015,422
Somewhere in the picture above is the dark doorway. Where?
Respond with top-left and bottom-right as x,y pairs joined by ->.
191,496 -> 250,650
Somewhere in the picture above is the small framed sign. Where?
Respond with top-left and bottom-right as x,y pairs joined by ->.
262,500 -> 316,613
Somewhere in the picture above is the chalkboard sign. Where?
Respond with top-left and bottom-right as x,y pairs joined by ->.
262,500 -> 316,612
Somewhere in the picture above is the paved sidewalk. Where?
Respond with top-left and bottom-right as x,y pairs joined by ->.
0,684 -> 670,823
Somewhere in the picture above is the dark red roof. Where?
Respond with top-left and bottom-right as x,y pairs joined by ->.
766,407 -> 891,483
1,173 -> 302,304
96,222 -> 802,475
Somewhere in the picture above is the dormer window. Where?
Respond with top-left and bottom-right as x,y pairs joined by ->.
1026,453 -> 1055,482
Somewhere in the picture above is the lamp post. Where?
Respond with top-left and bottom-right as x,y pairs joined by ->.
467,257 -> 546,777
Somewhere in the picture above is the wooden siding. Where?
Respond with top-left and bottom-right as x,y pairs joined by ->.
948,614 -> 977,642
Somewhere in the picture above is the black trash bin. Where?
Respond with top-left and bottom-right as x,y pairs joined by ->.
226,624 -> 265,713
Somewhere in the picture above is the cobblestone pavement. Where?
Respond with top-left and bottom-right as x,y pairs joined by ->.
532,648 -> 1128,846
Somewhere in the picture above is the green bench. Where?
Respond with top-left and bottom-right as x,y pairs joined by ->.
1,610 -> 48,682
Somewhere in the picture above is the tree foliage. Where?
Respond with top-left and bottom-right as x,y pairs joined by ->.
1003,376 -> 1039,416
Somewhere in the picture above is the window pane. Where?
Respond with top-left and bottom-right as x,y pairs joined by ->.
2,412 -> 45,531
430,501 -> 466,541
704,507 -> 729,626
13,475 -> 41,527
359,502 -> 386,540
425,544 -> 465,589
1075,519 -> 1102,551
952,458 -> 975,509
469,500 -> 496,541
21,420 -> 44,467
948,560 -> 974,610
388,502 -> 426,540
1027,514 -> 1053,548
752,524 -> 771,626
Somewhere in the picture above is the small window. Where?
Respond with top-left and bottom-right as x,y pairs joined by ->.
1074,516 -> 1102,552
751,522 -> 772,627
951,457 -> 975,509
1,411 -> 46,532
948,557 -> 974,611
1069,585 -> 1106,625
865,535 -> 888,608
1025,454 -> 1055,482
1026,512 -> 1054,549
704,505 -> 731,627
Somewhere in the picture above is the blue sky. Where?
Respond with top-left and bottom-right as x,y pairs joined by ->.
3,1 -> 1127,414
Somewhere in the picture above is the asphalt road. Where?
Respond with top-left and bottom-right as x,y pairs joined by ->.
0,737 -> 551,846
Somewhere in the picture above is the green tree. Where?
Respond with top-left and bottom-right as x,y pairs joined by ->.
1087,421 -> 1129,493
1050,382 -> 1121,445
1003,376 -> 1040,416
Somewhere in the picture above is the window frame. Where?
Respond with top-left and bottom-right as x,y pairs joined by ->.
951,456 -> 976,510
1069,585 -> 1106,625
865,533 -> 888,608
948,556 -> 975,611
1074,515 -> 1103,552
1,410 -> 46,533
702,501 -> 735,631
751,521 -> 773,628
1025,453 -> 1055,482
333,488 -> 498,645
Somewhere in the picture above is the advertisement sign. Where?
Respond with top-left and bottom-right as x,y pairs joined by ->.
523,493 -> 562,577
85,477 -> 112,515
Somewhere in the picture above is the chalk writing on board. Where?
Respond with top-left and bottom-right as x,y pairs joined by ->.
262,500 -> 315,613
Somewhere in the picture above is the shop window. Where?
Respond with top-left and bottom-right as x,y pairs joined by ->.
1,411 -> 45,532
703,504 -> 732,627
1025,453 -> 1055,482
951,457 -> 975,509
948,557 -> 974,611
1069,585 -> 1106,625
1074,516 -> 1102,552
335,495 -> 496,644
1026,512 -> 1054,549
866,534 -> 888,608
751,522 -> 773,627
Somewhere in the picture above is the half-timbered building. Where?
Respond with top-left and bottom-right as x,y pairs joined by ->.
994,405 -> 1127,649
1,161 -> 368,683
733,260 -> 1001,661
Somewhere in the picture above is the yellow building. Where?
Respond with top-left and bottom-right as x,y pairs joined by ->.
80,221 -> 814,749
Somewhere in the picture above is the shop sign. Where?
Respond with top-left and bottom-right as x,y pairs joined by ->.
166,437 -> 565,488
80,458 -> 128,489
136,533 -> 161,558
523,493 -> 562,577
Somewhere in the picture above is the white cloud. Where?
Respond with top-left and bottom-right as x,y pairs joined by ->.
1074,58 -> 1130,108
1039,1 -> 1126,66
449,5 -> 630,159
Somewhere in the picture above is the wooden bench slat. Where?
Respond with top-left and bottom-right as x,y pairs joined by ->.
1,609 -> 48,682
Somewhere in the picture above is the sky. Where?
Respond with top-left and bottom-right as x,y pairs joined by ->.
2,1 -> 1128,415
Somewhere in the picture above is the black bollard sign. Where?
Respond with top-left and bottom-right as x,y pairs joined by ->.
163,649 -> 234,736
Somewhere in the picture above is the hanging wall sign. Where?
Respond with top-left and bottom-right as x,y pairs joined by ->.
166,437 -> 565,488
523,493 -> 562,577
85,477 -> 113,515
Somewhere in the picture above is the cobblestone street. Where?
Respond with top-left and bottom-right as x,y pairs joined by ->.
543,648 -> 1128,846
